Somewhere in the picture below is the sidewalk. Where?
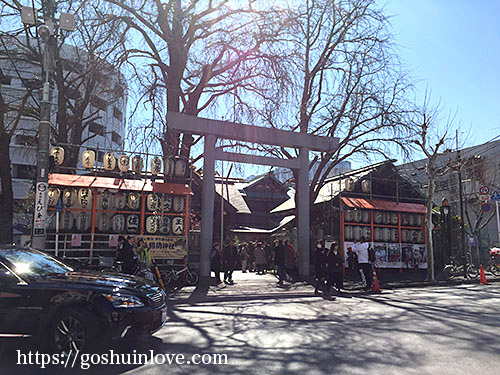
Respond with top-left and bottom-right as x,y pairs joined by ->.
167,270 -> 500,304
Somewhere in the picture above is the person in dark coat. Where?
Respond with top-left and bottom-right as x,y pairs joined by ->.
314,240 -> 327,295
248,241 -> 256,272
326,242 -> 343,295
117,236 -> 137,274
210,242 -> 222,284
222,239 -> 237,284
273,239 -> 287,286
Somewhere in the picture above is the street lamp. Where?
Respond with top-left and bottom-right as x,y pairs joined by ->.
21,3 -> 74,249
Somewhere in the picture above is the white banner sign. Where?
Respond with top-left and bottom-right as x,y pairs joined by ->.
33,182 -> 49,235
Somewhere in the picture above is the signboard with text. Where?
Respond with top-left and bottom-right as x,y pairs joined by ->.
144,235 -> 187,259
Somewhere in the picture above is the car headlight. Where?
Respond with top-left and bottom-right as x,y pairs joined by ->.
103,294 -> 144,308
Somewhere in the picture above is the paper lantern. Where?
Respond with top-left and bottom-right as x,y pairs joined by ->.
383,212 -> 391,224
390,228 -> 399,243
82,150 -> 95,169
48,188 -> 60,207
98,190 -> 114,210
118,155 -> 129,172
410,230 -> 418,243
147,193 -> 160,211
345,209 -> 354,222
76,212 -> 91,231
111,214 -> 125,233
114,192 -> 126,209
97,213 -> 109,232
174,158 -> 187,177
78,188 -> 92,209
408,214 -> 416,227
401,213 -> 409,226
391,212 -> 399,225
151,157 -> 162,175
353,226 -> 362,241
159,216 -> 171,234
374,211 -> 383,224
344,226 -> 353,240
416,215 -> 424,227
354,209 -> 362,223
50,146 -> 64,165
127,192 -> 141,210
382,227 -> 391,242
417,230 -> 425,244
361,179 -> 371,193
361,210 -> 370,223
173,195 -> 185,212
374,227 -> 383,242
131,155 -> 143,173
172,216 -> 184,235
126,214 -> 139,233
362,227 -> 371,241
60,211 -> 74,231
145,215 -> 160,234
63,188 -> 76,207
103,152 -> 116,171
345,177 -> 354,191
161,195 -> 173,212
401,229 -> 409,243
164,157 -> 175,178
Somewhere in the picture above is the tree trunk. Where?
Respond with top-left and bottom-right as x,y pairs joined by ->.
426,177 -> 435,281
0,133 -> 14,244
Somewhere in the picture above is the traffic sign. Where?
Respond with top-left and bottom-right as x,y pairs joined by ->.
491,190 -> 500,202
481,202 -> 492,212
55,197 -> 63,212
479,185 -> 490,195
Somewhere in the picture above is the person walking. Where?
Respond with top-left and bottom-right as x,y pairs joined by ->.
210,242 -> 222,284
248,241 -> 256,272
326,242 -> 343,295
117,236 -> 136,274
240,243 -> 249,273
273,239 -> 287,286
314,240 -> 328,295
356,237 -> 373,291
254,242 -> 267,275
222,239 -> 237,284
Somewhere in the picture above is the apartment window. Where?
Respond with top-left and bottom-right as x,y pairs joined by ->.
112,106 -> 123,122
15,135 -> 37,146
91,95 -> 107,111
111,131 -> 122,145
1,75 -> 11,85
14,164 -> 36,179
89,122 -> 106,135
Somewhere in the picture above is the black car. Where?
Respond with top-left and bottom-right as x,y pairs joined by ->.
0,246 -> 168,354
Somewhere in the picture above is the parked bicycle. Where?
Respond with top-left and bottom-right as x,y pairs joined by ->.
443,258 -> 479,280
161,263 -> 199,286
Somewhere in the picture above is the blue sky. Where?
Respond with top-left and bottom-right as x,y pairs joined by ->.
384,0 -> 500,145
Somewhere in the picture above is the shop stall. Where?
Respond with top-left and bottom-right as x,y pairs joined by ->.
45,173 -> 192,265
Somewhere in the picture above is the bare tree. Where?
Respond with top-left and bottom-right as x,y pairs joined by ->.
410,97 -> 455,281
103,0 -> 290,161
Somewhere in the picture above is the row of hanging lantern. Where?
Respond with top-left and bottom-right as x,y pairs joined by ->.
48,188 -> 186,213
49,146 -> 188,178
344,209 -> 424,228
48,211 -> 184,235
344,226 -> 425,244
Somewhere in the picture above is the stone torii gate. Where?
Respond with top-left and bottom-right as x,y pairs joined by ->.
167,112 -> 339,283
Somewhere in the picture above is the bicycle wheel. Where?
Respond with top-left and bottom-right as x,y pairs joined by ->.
489,264 -> 500,277
186,270 -> 199,285
466,264 -> 479,279
162,271 -> 173,285
443,265 -> 455,280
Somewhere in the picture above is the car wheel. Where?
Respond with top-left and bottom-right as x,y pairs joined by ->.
50,308 -> 97,355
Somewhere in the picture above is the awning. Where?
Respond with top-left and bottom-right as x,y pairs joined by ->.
49,173 -> 193,195
341,197 -> 426,214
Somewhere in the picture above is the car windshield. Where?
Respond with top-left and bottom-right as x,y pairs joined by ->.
0,248 -> 74,279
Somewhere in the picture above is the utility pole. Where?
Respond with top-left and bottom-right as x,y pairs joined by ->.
21,1 -> 74,249
456,130 -> 467,278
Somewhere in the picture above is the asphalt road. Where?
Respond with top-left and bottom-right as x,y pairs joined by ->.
2,272 -> 500,374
